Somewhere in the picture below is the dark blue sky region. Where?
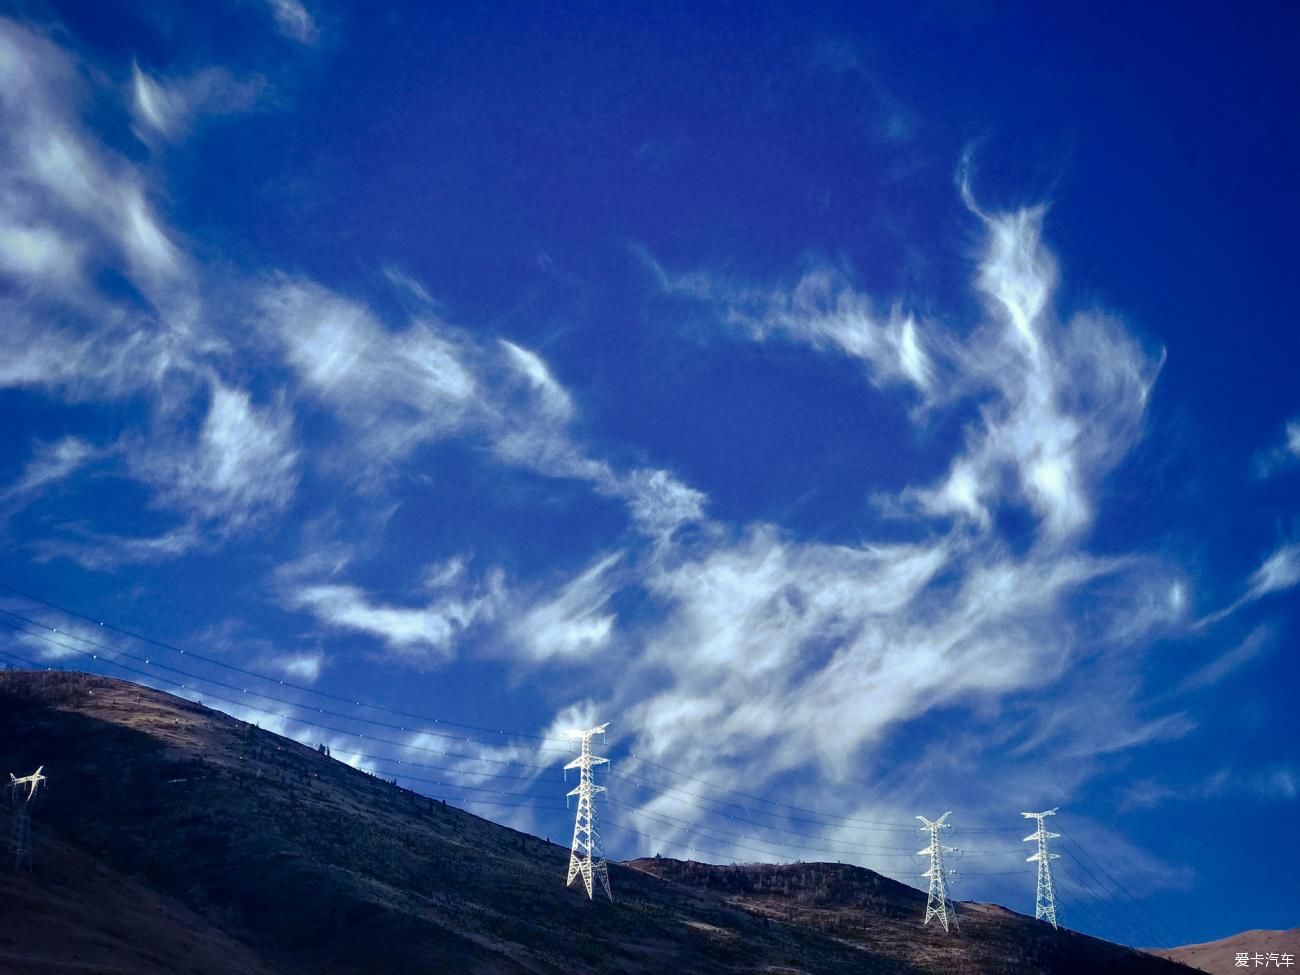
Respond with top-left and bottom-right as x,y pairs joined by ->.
1,0 -> 1297,949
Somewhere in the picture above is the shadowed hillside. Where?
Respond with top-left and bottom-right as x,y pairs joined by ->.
0,671 -> 1196,974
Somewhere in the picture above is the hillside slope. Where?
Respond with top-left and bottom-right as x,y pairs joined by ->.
0,806 -> 274,975
0,671 -> 1195,974
1147,929 -> 1300,973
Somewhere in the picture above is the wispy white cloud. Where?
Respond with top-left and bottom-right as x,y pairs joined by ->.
0,219 -> 82,287
1123,764 -> 1298,811
0,23 -> 192,317
266,0 -> 319,45
256,277 -> 479,471
646,186 -> 1162,543
489,339 -> 612,483
619,468 -> 707,540
0,437 -> 103,517
33,525 -> 204,571
0,16 -> 1270,903
131,383 -> 300,530
262,651 -> 326,683
0,17 -> 227,564
5,17 -> 707,571
383,266 -> 439,308
1253,416 -> 1300,479
1246,542 -> 1300,600
1198,541 -> 1300,628
807,37 -> 919,144
907,198 -> 1163,540
1076,711 -> 1196,757
645,254 -> 936,396
587,184 -> 1186,857
1176,623 -> 1275,694
287,563 -> 505,666
512,553 -> 623,660
0,607 -> 118,664
257,275 -> 706,539
19,381 -> 297,566
499,340 -> 576,422
177,618 -> 326,684
130,63 -> 265,143
621,530 -> 1166,790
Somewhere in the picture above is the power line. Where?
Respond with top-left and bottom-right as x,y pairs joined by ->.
0,619 -> 1046,883
0,588 -> 1023,834
612,797 -> 1020,862
1059,844 -> 1167,948
1061,837 -> 1178,948
0,615 -> 576,775
5,614 -> 1035,871
435,796 -> 565,811
0,637 -> 1055,883
614,757 -> 965,835
0,600 -> 1187,946
0,618 -> 568,785
1050,870 -> 1116,937
1055,855 -> 1150,946
597,817 -> 915,885
606,798 -> 926,862
0,583 -> 571,745
0,620 -> 912,847
0,608 -> 570,756
0,613 -> 990,845
615,766 -> 924,835
0,656 -> 1026,878
1,626 -> 1031,881
48,615 -> 905,845
616,746 -> 1021,835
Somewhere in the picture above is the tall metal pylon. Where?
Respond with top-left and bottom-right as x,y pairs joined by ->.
1022,807 -> 1061,928
9,766 -> 46,871
917,811 -> 959,932
563,723 -> 611,901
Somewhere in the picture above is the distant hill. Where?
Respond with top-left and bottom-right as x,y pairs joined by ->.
1147,929 -> 1300,974
0,671 -> 1198,974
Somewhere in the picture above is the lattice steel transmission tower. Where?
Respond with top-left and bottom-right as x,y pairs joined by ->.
917,811 -> 959,932
9,766 -> 46,871
563,723 -> 611,901
1022,807 -> 1061,928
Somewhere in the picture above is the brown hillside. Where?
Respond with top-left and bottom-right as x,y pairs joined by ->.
1147,929 -> 1300,974
629,857 -> 1189,975
0,671 -> 1197,974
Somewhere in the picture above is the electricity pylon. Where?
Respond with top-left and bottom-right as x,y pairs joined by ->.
917,811 -> 959,932
9,765 -> 46,871
563,723 -> 611,901
1022,807 -> 1061,928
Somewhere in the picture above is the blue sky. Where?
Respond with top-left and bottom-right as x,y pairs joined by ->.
1,0 -> 1297,949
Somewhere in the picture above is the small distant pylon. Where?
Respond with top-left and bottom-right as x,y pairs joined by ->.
563,724 -> 612,901
9,766 -> 46,871
917,811 -> 959,932
1022,808 -> 1061,928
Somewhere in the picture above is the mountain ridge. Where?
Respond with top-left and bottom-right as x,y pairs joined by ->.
0,670 -> 1197,974
1146,928 -> 1300,974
